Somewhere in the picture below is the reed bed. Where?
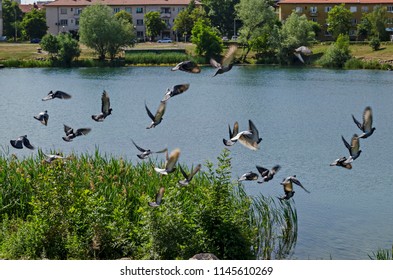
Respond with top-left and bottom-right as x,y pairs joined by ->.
0,148 -> 297,260
125,52 -> 204,65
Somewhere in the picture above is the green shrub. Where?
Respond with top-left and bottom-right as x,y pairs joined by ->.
369,37 -> 381,51
317,34 -> 351,68
344,57 -> 364,69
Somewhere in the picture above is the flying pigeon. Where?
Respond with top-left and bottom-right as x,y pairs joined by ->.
62,124 -> 91,142
279,175 -> 310,200
210,44 -> 238,77
223,121 -> 239,146
92,90 -> 112,122
10,135 -> 34,150
341,134 -> 362,163
131,139 -> 167,159
230,119 -> 262,150
42,152 -> 69,163
171,61 -> 201,74
154,148 -> 180,175
178,164 -> 201,186
352,106 -> 375,139
330,156 -> 352,169
161,84 -> 190,102
42,90 -> 72,101
294,46 -> 313,64
256,164 -> 281,183
34,110 -> 49,126
145,101 -> 166,129
238,171 -> 259,182
148,187 -> 165,207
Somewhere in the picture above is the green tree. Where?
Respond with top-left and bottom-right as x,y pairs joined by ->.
79,4 -> 135,60
115,10 -> 133,26
201,0 -> 240,36
357,5 -> 388,41
20,8 -> 48,40
1,0 -> 23,40
57,34 -> 81,66
278,11 -> 316,64
326,4 -> 352,39
191,18 -> 223,59
173,5 -> 208,41
40,34 -> 60,58
235,0 -> 278,62
318,34 -> 351,68
144,11 -> 167,41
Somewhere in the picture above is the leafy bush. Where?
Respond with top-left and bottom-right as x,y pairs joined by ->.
0,149 -> 297,260
344,57 -> 364,69
317,34 -> 351,68
369,37 -> 381,51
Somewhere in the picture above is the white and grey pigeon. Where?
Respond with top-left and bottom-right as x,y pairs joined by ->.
92,90 -> 112,122
223,121 -> 239,146
34,110 -> 49,126
341,134 -> 362,164
62,124 -> 91,142
42,152 -> 69,163
210,44 -> 238,77
279,175 -> 310,200
148,187 -> 165,207
145,100 -> 166,129
230,119 -> 262,151
161,84 -> 190,102
352,106 -> 375,139
154,148 -> 180,175
42,90 -> 72,101
294,46 -> 313,64
131,139 -> 167,160
178,164 -> 201,186
238,171 -> 259,182
171,61 -> 201,74
256,164 -> 281,184
10,135 -> 34,150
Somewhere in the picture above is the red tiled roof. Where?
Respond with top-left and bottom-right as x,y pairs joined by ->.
20,4 -> 45,13
45,0 -> 201,7
278,0 -> 393,3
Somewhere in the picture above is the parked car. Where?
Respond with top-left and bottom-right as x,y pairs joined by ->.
0,36 -> 7,42
157,37 -> 173,43
30,38 -> 41,43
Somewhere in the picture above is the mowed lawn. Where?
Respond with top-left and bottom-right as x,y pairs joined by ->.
1,41 -> 393,62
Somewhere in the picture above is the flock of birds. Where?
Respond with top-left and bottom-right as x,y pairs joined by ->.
8,43 -> 368,206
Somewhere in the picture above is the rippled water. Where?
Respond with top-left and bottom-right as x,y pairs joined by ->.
1,66 -> 393,259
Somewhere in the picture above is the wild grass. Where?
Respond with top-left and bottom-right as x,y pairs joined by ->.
124,52 -> 204,65
0,148 -> 297,260
369,246 -> 393,260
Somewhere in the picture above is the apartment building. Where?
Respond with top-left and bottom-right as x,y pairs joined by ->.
44,0 -> 199,41
278,0 -> 393,40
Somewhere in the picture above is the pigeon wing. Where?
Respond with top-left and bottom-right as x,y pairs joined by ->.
154,101 -> 166,122
209,58 -> 221,69
341,135 -> 352,153
171,84 -> 190,97
222,44 -> 238,67
56,90 -> 72,99
291,177 -> 310,193
256,165 -> 269,176
76,128 -> 91,136
101,91 -> 111,115
362,106 -> 373,132
352,115 -> 363,130
131,139 -> 147,153
189,164 -> 201,180
22,137 -> 34,149
10,139 -> 23,149
145,102 -> 155,121
64,124 -> 73,136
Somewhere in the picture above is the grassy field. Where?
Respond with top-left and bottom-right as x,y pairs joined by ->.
1,41 -> 393,65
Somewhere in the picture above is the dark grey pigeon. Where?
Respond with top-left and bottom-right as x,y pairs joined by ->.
42,90 -> 72,101
171,61 -> 201,74
161,84 -> 190,102
131,139 -> 167,159
223,121 -> 239,146
280,175 -> 310,200
34,110 -> 49,126
210,44 -> 237,77
341,134 -> 362,164
62,124 -> 91,142
238,171 -> 259,182
92,90 -> 112,122
330,156 -> 352,169
256,164 -> 281,184
178,164 -> 201,186
148,187 -> 165,207
352,106 -> 375,139
145,100 -> 166,129
10,135 -> 34,150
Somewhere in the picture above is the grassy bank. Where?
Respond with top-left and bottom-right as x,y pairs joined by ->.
0,149 -> 297,260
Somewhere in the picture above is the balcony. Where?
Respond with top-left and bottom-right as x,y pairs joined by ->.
309,11 -> 318,16
160,13 -> 171,18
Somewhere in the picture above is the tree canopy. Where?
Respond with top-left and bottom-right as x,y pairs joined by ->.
79,4 -> 135,60
1,0 -> 23,40
191,18 -> 223,59
357,5 -> 388,41
21,8 -> 47,40
327,4 -> 352,39
144,11 -> 167,41
201,0 -> 240,36
173,5 -> 208,40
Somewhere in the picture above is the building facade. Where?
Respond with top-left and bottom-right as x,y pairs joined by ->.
44,0 -> 199,41
278,0 -> 393,40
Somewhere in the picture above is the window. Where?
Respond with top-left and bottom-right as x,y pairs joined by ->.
350,6 -> 357,13
388,6 -> 393,12
295,6 -> 303,13
361,6 -> 369,13
136,19 -> 143,26
136,7 -> 143,13
310,6 -> 317,13
60,8 -> 67,14
351,18 -> 358,25
137,31 -> 144,37
75,19 -> 79,26
113,8 -> 120,13
325,6 -> 332,13
59,19 -> 68,26
125,7 -> 132,13
74,8 -> 82,15
387,18 -> 393,24
161,7 -> 171,14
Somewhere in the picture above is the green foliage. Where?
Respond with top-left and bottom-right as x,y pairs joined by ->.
144,11 -> 167,41
79,3 -> 135,60
125,52 -> 202,65
40,34 -> 60,58
20,8 -> 47,40
0,149 -> 297,260
327,4 -> 352,39
358,6 -> 388,41
369,245 -> 393,260
115,10 -> 133,26
318,34 -> 351,68
369,37 -> 381,51
1,0 -> 23,39
191,19 -> 223,59
344,57 -> 364,69
57,34 -> 81,66
201,0 -> 240,36
173,5 -> 208,41
278,11 -> 316,64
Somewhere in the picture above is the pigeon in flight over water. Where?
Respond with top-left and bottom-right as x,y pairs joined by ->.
62,124 -> 91,142
341,134 -> 362,164
161,84 -> 190,102
154,148 -> 180,175
178,164 -> 201,186
145,101 -> 166,129
42,152 -> 69,163
352,106 -> 375,139
171,61 -> 201,74
256,165 -> 281,184
210,44 -> 238,77
238,171 -> 259,182
131,139 -> 167,160
10,135 -> 34,150
42,90 -> 72,101
279,175 -> 310,200
223,121 -> 239,146
330,156 -> 352,169
34,110 -> 49,126
92,90 -> 112,122
294,46 -> 313,64
148,187 -> 165,207
230,119 -> 262,150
